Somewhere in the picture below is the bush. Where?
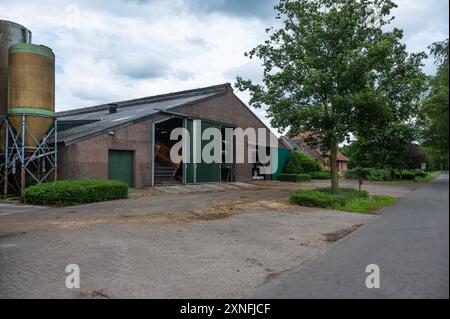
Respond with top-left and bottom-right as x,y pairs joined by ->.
299,154 -> 322,172
279,173 -> 312,182
284,151 -> 322,174
309,171 -> 331,180
22,179 -> 128,206
399,170 -> 416,180
367,169 -> 393,181
290,187 -> 396,213
290,189 -> 336,207
415,170 -> 427,178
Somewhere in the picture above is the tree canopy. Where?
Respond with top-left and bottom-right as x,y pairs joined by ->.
236,0 -> 427,192
418,39 -> 449,169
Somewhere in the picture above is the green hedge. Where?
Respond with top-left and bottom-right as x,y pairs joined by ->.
309,171 -> 331,180
23,179 -> 128,206
399,171 -> 416,180
279,173 -> 312,182
290,187 -> 396,213
345,168 -> 428,182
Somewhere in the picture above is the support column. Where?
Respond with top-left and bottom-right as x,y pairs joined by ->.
3,120 -> 8,196
54,119 -> 58,181
20,114 -> 25,194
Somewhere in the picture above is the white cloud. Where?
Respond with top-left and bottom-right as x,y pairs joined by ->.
0,0 -> 448,136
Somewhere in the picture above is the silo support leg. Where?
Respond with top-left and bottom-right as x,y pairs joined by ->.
3,120 -> 8,196
21,167 -> 25,194
3,173 -> 7,196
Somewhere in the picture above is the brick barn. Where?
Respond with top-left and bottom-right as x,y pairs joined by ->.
56,83 -> 281,188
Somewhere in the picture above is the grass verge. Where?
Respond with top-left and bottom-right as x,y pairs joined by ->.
415,172 -> 440,183
290,187 -> 397,213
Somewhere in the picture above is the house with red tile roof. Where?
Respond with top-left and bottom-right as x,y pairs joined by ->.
280,132 -> 349,172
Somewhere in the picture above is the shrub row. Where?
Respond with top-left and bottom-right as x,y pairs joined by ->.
23,179 -> 129,206
345,168 -> 428,181
396,170 -> 428,180
279,173 -> 312,182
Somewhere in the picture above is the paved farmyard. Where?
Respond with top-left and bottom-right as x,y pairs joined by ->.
0,180 -> 418,298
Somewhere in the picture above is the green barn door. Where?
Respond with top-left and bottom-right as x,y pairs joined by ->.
108,150 -> 134,187
184,119 -> 221,184
196,121 -> 221,183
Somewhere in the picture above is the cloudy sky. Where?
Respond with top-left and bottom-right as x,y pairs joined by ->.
1,0 -> 448,134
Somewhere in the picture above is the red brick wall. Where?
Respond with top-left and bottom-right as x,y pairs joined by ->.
58,119 -> 152,188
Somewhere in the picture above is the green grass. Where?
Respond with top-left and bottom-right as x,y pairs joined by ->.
290,187 -> 397,213
339,195 -> 397,213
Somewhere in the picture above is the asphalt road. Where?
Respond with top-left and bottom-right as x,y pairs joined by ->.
254,174 -> 449,299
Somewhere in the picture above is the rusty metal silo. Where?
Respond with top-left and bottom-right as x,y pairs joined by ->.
7,43 -> 55,147
0,20 -> 32,150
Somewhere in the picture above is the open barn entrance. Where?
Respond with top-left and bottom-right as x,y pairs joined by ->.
154,117 -> 183,185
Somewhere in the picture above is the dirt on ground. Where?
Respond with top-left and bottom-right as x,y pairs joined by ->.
323,224 -> 364,242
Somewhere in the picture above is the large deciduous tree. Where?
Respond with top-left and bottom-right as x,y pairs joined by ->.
418,39 -> 449,170
236,0 -> 426,193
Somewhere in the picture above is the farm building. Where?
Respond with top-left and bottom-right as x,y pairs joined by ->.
56,83 -> 283,188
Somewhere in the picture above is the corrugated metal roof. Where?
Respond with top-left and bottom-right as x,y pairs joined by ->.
56,83 -> 230,145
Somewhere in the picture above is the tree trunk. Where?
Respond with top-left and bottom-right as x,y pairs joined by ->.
330,141 -> 339,194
